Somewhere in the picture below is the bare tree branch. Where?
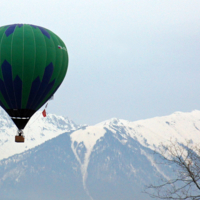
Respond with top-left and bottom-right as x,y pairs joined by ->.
144,139 -> 200,199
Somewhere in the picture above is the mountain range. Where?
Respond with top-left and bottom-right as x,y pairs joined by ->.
0,108 -> 200,199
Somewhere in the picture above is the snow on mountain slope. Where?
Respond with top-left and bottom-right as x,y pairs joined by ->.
71,126 -> 106,189
95,110 -> 200,149
1,107 -> 200,185
0,108 -> 80,161
70,110 -> 200,186
0,109 -> 200,200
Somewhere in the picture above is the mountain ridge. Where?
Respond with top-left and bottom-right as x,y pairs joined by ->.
0,109 -> 199,199
0,108 -> 82,161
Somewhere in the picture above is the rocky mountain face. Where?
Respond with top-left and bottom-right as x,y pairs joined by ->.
0,109 -> 200,200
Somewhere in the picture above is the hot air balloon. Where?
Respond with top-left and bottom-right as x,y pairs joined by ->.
0,24 -> 68,142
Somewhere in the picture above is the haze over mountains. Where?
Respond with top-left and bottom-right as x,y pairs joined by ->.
0,108 -> 200,200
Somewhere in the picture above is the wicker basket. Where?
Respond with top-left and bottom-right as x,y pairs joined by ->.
15,135 -> 25,143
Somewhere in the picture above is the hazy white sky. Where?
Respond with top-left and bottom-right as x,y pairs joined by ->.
1,0 -> 200,125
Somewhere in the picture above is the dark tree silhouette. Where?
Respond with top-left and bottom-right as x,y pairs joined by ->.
145,140 -> 200,200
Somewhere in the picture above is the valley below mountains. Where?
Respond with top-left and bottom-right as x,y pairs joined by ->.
0,108 -> 200,200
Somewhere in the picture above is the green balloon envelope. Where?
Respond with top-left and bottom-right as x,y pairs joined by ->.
0,24 -> 68,130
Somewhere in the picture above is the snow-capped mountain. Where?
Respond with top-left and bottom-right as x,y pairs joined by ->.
93,110 -> 200,150
0,110 -> 200,200
0,126 -> 162,200
70,110 -> 200,187
0,108 -> 81,160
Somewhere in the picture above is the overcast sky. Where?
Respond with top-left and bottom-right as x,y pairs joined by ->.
1,0 -> 200,125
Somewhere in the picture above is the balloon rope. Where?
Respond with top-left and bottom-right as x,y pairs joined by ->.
25,102 -> 48,129
25,111 -> 42,128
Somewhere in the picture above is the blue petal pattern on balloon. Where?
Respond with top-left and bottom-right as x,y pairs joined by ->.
5,24 -> 23,37
1,60 -> 16,108
0,60 -> 22,109
27,62 -> 55,110
26,77 -> 41,109
30,25 -> 51,39
0,60 -> 56,110
0,79 -> 11,108
14,75 -> 22,109
4,24 -> 50,39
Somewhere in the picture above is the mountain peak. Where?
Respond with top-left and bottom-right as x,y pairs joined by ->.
0,109 -> 200,200
0,108 -> 81,160
96,117 -> 129,127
